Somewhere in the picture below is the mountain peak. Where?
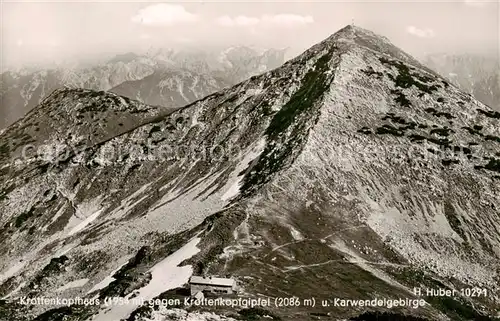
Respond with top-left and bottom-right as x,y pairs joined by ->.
334,24 -> 375,35
311,24 -> 438,76
325,24 -> 387,42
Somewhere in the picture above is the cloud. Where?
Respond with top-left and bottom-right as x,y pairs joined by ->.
216,15 -> 260,27
131,4 -> 198,26
406,26 -> 435,38
463,0 -> 489,7
262,14 -> 314,26
215,14 -> 314,28
48,39 -> 60,47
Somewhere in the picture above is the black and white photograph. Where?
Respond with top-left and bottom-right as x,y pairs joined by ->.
0,1 -> 499,320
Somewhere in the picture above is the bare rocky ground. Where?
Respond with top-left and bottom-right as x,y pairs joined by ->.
0,26 -> 499,321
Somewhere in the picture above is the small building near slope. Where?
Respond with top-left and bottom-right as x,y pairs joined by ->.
189,276 -> 237,296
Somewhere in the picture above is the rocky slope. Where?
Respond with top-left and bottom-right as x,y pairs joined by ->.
0,47 -> 287,130
424,54 -> 500,111
0,26 -> 499,321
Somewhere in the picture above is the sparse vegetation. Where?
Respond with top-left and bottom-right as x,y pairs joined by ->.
477,108 -> 500,119
383,114 -> 417,130
424,108 -> 454,120
375,124 -> 405,136
357,127 -> 372,135
380,57 -> 440,94
391,89 -> 411,107
408,134 -> 426,143
483,158 -> 500,173
361,66 -> 384,78
0,185 -> 15,202
430,127 -> 453,137
129,108 -> 149,114
427,137 -> 452,147
442,159 -> 459,166
241,48 -> 335,196
15,208 -> 36,228
148,125 -> 162,137
484,135 -> 500,143
0,143 -> 10,156
462,126 -> 483,136
453,146 -> 472,155
382,114 -> 407,124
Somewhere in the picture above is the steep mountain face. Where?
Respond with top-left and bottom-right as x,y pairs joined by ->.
0,47 -> 287,130
1,26 -> 499,321
110,69 -> 231,108
424,54 -> 500,111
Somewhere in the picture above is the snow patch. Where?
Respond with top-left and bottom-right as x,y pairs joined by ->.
245,88 -> 264,96
107,183 -> 152,220
137,237 -> 200,298
289,226 -> 304,241
63,197 -> 105,236
67,209 -> 104,236
92,237 -> 201,321
221,182 -> 241,202
0,260 -> 27,283
49,204 -> 69,225
221,138 -> 266,201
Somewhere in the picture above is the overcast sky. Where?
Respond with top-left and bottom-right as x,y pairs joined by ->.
1,0 -> 498,70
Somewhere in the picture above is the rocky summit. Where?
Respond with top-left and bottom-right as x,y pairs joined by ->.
0,25 -> 499,321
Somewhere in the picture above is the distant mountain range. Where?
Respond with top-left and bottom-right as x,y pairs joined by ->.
0,46 -> 287,130
424,53 -> 499,111
109,69 -> 230,108
1,25 -> 499,321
